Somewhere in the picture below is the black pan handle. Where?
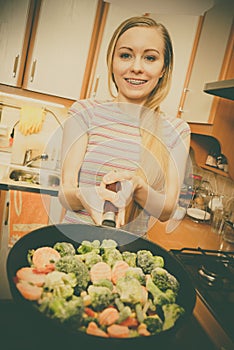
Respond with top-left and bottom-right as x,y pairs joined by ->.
102,181 -> 121,227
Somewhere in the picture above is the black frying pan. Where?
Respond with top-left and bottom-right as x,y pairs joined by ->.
7,223 -> 196,350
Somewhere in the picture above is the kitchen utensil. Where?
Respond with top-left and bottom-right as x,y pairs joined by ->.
102,181 -> 121,227
7,223 -> 196,350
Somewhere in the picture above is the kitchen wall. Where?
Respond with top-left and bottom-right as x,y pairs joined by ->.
0,94 -> 68,170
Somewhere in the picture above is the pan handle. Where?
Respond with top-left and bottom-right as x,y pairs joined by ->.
102,181 -> 121,227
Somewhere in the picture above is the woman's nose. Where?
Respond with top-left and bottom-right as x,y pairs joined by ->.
130,57 -> 143,73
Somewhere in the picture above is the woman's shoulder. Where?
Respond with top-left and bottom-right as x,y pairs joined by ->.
159,111 -> 190,135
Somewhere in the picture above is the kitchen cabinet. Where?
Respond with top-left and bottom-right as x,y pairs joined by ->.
87,3 -> 199,119
178,0 -> 233,124
188,20 -> 234,180
0,0 -> 105,100
0,0 -> 31,87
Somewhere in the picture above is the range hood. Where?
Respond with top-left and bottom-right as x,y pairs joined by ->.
204,79 -> 234,100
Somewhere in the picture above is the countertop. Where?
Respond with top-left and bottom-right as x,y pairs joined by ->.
147,216 -> 234,252
0,162 -> 59,196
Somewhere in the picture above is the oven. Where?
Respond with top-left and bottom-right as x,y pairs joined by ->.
170,247 -> 234,350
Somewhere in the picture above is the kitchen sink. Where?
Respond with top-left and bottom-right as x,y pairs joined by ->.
8,168 -> 60,187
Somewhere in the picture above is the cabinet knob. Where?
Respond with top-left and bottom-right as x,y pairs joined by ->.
179,107 -> 185,113
12,55 -> 20,78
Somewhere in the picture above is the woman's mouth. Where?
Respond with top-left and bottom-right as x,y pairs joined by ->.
125,78 -> 147,85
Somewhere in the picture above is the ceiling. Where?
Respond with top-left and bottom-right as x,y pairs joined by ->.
104,0 -> 215,15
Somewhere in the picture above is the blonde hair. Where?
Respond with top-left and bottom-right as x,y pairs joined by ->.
106,16 -> 174,224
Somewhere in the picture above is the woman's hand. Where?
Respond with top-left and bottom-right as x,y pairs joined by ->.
78,185 -> 105,226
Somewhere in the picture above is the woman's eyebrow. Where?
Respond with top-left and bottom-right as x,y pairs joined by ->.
118,46 -> 160,54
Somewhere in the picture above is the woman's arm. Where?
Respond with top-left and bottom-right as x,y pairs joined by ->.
58,116 -> 88,211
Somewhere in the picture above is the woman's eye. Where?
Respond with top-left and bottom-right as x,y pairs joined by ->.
120,53 -> 131,59
145,55 -> 156,62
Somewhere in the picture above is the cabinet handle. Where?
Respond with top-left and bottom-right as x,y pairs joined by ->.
30,59 -> 37,82
92,75 -> 100,98
4,201 -> 9,226
12,55 -> 20,78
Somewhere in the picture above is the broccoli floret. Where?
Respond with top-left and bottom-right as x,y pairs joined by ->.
151,267 -> 180,294
122,251 -> 137,267
146,276 -> 176,306
162,303 -> 185,331
143,314 -> 163,334
136,250 -> 164,274
77,240 -> 100,254
43,271 -> 76,298
53,242 -> 76,257
87,285 -> 114,311
125,267 -> 146,285
117,306 -> 132,323
102,248 -> 123,267
39,295 -> 84,328
152,255 -> 164,268
55,255 -> 90,293
82,251 -> 102,269
100,239 -> 118,250
116,276 -> 144,305
93,279 -> 113,291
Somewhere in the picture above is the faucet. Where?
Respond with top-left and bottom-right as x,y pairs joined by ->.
23,149 -> 48,167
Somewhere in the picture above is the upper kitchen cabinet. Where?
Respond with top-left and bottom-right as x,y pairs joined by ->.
0,0 -> 31,87
86,2 -> 199,118
0,0 -> 106,100
23,0 -> 99,99
179,0 -> 233,123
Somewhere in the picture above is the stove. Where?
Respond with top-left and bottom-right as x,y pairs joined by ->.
170,247 -> 234,350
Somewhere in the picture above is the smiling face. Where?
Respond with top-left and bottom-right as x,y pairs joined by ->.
112,26 -> 165,105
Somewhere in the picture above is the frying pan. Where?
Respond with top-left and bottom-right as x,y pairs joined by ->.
7,223 -> 196,350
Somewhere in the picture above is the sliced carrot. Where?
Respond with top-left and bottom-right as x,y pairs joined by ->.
16,267 -> 46,286
16,281 -> 43,301
32,247 -> 61,270
119,316 -> 139,327
111,260 -> 129,284
107,324 -> 130,338
98,307 -> 119,326
90,262 -> 111,283
33,264 -> 55,274
85,307 -> 96,318
86,321 -> 109,338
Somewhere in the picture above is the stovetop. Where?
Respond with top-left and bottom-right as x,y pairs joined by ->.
170,247 -> 234,343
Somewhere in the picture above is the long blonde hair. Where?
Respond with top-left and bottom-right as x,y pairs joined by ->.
106,16 -> 174,224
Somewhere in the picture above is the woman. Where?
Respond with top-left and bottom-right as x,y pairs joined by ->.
59,16 -> 190,236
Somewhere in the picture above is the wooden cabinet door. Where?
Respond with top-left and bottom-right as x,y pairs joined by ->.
181,0 -> 233,123
23,0 -> 98,100
0,0 -> 30,87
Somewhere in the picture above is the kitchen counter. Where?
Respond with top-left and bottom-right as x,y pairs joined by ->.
0,177 -> 59,196
147,216 -> 234,252
147,216 -> 234,350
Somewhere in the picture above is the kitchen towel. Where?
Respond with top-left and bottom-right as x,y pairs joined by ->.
8,190 -> 50,247
18,105 -> 46,135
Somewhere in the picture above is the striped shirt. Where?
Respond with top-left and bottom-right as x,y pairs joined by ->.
63,99 -> 190,235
